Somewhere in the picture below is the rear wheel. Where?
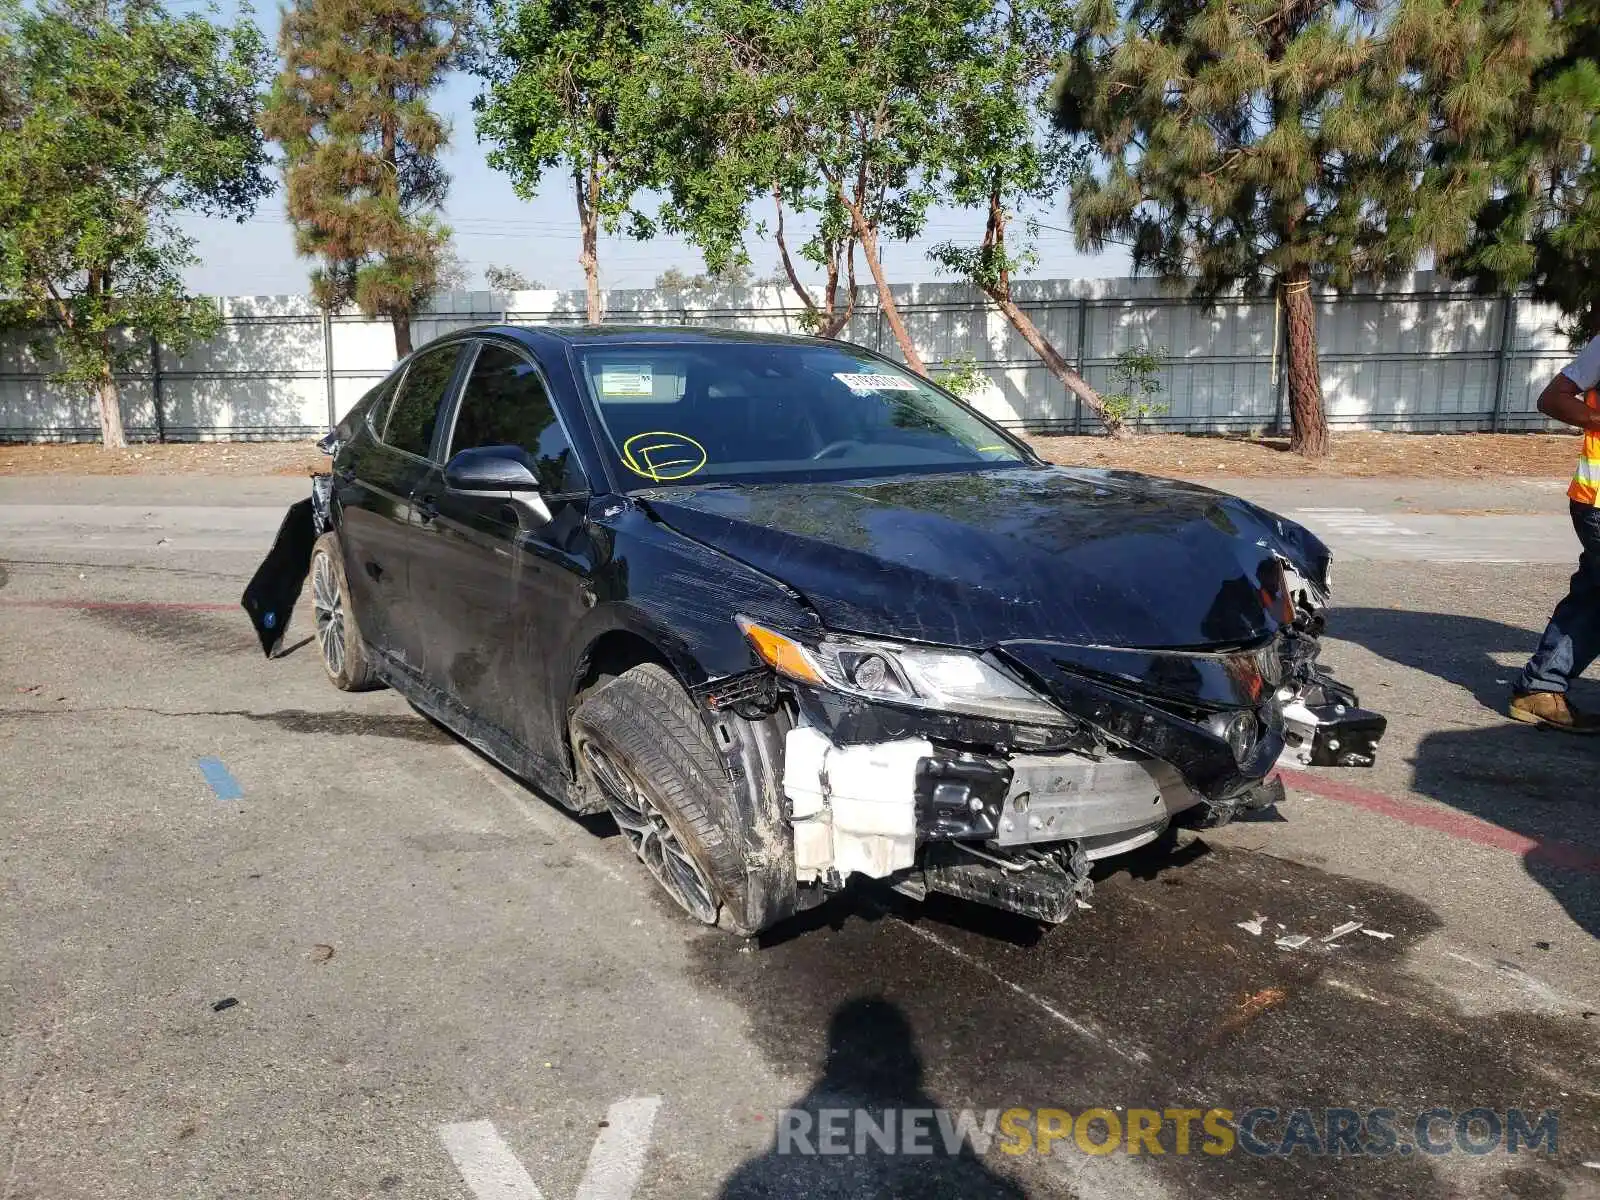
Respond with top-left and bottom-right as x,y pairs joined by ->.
310,532 -> 380,692
571,663 -> 774,934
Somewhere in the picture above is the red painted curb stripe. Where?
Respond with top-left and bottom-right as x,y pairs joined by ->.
1275,767 -> 1600,874
0,599 -> 237,612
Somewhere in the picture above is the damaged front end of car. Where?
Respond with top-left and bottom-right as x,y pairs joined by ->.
708,552 -> 1384,926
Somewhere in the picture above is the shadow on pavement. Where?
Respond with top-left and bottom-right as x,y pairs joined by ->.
717,996 -> 1027,1199
1333,606 -> 1599,938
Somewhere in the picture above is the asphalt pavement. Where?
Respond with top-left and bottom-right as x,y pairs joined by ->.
1,472 -> 1597,1200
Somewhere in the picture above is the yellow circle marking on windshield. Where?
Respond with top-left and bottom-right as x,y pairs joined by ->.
621,431 -> 708,481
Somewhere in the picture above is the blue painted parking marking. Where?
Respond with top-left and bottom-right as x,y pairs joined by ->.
197,757 -> 243,801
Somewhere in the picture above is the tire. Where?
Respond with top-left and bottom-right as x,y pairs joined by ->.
309,531 -> 381,692
570,663 -> 773,935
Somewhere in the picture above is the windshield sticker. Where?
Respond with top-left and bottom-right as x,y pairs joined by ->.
599,364 -> 655,397
833,371 -> 919,394
620,431 -> 708,481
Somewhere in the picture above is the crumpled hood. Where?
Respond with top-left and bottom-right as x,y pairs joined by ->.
640,466 -> 1328,651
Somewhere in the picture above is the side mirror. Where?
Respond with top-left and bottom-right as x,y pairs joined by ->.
444,447 -> 552,527
445,446 -> 540,492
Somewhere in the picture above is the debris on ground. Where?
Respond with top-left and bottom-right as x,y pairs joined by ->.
310,944 -> 335,963
1211,987 -> 1290,1040
1361,929 -> 1396,941
1030,431 -> 1575,479
1236,915 -> 1266,936
211,997 -> 239,1012
1275,934 -> 1312,950
1321,921 -> 1364,944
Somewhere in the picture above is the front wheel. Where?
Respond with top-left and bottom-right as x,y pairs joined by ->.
309,532 -> 381,692
571,664 -> 776,934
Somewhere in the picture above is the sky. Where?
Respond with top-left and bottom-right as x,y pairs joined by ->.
177,5 -> 1128,297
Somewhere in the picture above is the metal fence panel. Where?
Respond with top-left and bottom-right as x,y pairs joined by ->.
0,270 -> 1580,441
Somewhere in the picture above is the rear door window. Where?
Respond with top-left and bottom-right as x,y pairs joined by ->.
383,344 -> 462,458
447,343 -> 586,494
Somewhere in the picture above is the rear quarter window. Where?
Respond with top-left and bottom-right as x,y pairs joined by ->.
383,344 -> 461,458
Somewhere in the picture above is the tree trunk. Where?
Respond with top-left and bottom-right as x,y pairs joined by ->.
576,166 -> 603,324
772,186 -> 821,329
988,289 -> 1127,439
1282,267 -> 1330,458
392,314 -> 413,359
96,367 -> 126,449
818,242 -> 858,340
834,184 -> 924,374
976,179 -> 1123,437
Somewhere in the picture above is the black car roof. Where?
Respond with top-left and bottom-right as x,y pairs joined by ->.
465,324 -> 834,349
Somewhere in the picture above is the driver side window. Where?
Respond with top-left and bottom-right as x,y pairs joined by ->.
449,343 -> 585,494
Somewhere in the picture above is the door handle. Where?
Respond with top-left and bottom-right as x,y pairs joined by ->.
415,495 -> 439,523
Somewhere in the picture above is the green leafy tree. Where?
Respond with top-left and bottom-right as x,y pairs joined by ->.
1101,345 -> 1169,429
0,0 -> 270,448
933,352 -> 987,399
929,0 -> 1120,433
1054,0 -> 1556,456
484,263 -> 541,291
475,0 -> 663,323
1449,0 -> 1600,345
652,0 -> 982,372
262,0 -> 465,358
655,261 -> 751,292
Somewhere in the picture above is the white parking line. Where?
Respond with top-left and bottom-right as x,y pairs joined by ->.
896,922 -> 1151,1066
437,1099 -> 662,1200
438,1120 -> 544,1200
452,745 -> 631,885
574,1097 -> 663,1200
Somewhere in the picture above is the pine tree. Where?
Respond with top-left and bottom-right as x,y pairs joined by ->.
1449,0 -> 1600,345
261,0 -> 465,358
1055,0 -> 1557,456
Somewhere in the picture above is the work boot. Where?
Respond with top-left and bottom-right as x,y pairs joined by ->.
1508,691 -> 1600,733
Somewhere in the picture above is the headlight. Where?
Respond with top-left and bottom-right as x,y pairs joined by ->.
736,617 -> 1068,725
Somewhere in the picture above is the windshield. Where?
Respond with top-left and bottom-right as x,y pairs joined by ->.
573,341 -> 1028,486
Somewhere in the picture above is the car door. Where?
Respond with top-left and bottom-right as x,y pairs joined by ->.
335,341 -> 465,676
414,338 -> 597,767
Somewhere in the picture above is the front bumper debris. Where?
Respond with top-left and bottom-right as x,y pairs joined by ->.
240,474 -> 334,658
919,844 -> 1094,924
774,614 -> 1381,922
1280,700 -> 1386,768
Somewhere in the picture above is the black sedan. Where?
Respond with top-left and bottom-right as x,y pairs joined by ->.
244,325 -> 1384,934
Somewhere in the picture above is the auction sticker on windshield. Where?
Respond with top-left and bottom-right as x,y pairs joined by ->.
834,372 -> 919,394
600,364 -> 655,397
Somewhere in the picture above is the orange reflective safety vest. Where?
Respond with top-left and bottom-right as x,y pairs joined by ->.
1570,388 -> 1600,505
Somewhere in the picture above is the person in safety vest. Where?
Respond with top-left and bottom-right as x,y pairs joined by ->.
1512,333 -> 1600,730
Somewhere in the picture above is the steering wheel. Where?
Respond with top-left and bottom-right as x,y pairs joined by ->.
810,439 -> 863,461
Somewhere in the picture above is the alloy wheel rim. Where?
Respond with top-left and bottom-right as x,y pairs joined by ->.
580,739 -> 720,924
311,551 -> 346,677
